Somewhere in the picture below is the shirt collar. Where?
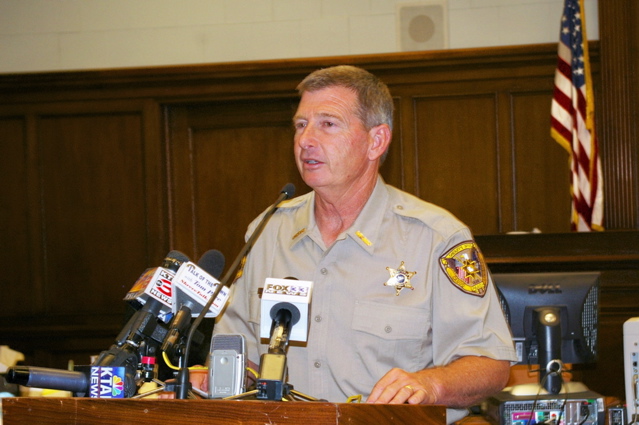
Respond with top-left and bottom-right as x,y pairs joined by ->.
289,176 -> 388,255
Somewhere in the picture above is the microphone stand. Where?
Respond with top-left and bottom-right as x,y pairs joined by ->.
174,183 -> 295,399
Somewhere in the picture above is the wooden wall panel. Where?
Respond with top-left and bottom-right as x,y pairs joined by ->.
598,0 -> 639,229
0,117 -> 34,316
414,94 -> 501,234
387,69 -> 569,235
37,112 -> 148,315
0,101 -> 168,370
511,91 -> 572,233
379,97 -> 406,191
168,99 -> 310,261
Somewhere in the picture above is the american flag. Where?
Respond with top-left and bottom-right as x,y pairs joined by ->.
550,0 -> 604,231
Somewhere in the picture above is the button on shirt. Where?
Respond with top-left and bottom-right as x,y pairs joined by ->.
214,176 -> 517,423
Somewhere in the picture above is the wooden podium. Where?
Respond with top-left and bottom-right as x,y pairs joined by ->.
1,398 -> 447,424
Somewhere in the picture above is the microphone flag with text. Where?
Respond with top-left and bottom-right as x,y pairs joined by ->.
117,250 -> 189,347
174,183 -> 296,399
259,277 -> 313,344
161,249 -> 226,357
257,277 -> 313,400
122,250 -> 187,324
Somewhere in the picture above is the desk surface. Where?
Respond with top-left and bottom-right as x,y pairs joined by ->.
1,397 -> 447,425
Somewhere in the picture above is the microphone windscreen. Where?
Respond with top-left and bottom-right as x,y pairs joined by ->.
198,249 -> 226,279
280,183 -> 295,199
270,301 -> 301,325
162,250 -> 191,272
167,250 -> 190,263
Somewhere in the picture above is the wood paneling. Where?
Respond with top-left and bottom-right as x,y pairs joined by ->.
38,112 -> 147,315
511,91 -> 572,233
598,0 -> 639,229
167,99 -> 310,261
0,101 -> 168,365
414,94 -> 500,233
0,117 -> 34,316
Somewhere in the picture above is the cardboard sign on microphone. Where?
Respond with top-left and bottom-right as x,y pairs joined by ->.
172,261 -> 231,318
260,277 -> 313,342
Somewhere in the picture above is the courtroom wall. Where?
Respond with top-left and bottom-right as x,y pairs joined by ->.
0,0 -> 599,74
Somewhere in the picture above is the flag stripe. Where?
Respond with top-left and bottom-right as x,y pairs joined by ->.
550,0 -> 603,231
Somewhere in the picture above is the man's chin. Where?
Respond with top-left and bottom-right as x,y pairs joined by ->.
300,173 -> 329,190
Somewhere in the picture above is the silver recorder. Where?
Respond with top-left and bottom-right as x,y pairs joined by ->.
208,333 -> 246,399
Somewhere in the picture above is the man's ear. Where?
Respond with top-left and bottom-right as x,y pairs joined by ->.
368,124 -> 392,161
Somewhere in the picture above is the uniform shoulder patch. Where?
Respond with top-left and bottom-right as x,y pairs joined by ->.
439,240 -> 488,297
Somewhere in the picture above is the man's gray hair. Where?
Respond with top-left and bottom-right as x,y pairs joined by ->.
296,65 -> 394,133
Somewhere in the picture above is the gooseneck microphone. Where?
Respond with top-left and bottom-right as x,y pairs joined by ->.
175,183 -> 295,399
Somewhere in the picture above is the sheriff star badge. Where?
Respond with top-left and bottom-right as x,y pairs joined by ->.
384,261 -> 417,296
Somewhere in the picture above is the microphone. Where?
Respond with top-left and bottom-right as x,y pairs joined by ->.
5,251 -> 191,399
91,251 -> 191,395
6,365 -> 132,398
161,249 -> 226,356
172,249 -> 227,318
175,183 -> 295,399
259,277 -> 313,345
280,183 -> 295,200
115,251 -> 189,347
257,277 -> 313,400
7,366 -> 88,394
118,250 -> 190,347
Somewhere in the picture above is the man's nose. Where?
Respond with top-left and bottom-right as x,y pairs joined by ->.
296,125 -> 316,150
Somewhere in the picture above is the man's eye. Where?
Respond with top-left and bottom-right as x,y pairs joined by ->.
294,122 -> 306,129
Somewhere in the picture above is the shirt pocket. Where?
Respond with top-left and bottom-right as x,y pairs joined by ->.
351,300 -> 431,374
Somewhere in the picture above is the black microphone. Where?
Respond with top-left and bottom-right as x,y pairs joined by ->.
6,364 -> 139,398
161,249 -> 225,356
92,251 -> 191,389
280,183 -> 295,200
7,366 -> 89,394
199,249 -> 226,281
175,183 -> 296,399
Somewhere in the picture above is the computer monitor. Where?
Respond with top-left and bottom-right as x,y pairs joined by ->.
492,271 -> 600,395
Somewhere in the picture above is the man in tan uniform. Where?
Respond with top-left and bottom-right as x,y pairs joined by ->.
213,65 -> 517,423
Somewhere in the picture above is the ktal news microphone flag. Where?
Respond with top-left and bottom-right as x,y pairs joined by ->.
550,0 -> 603,231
